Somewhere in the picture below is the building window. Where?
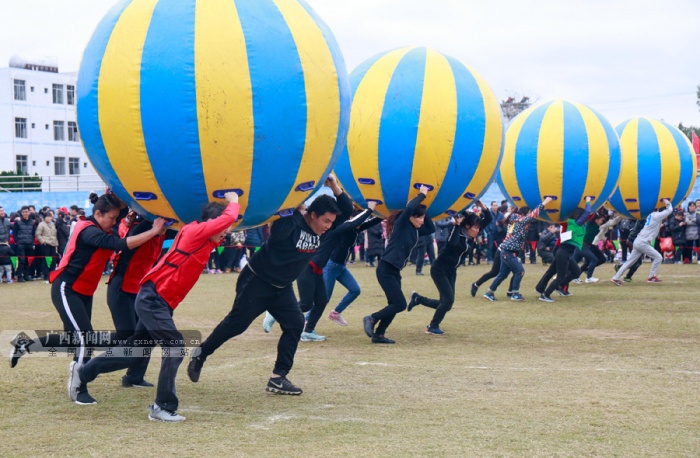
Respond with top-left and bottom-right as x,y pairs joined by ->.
67,85 -> 75,105
15,117 -> 27,138
68,121 -> 79,142
16,155 -> 28,174
14,79 -> 26,101
53,121 -> 65,141
69,157 -> 80,175
52,84 -> 64,104
54,157 -> 66,175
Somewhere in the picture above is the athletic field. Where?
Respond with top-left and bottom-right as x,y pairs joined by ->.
2,262 -> 698,456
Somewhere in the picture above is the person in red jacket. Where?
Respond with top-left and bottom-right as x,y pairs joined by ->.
9,192 -> 165,405
72,191 -> 239,422
106,211 -> 166,388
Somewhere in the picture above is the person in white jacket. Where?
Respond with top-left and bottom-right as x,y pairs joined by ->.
611,200 -> 673,285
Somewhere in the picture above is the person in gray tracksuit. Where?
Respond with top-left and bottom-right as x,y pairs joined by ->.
611,200 -> 673,284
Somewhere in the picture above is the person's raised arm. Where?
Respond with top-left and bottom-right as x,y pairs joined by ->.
397,185 -> 429,227
124,218 -> 167,250
475,201 -> 493,227
574,197 -> 593,225
194,192 -> 241,240
524,197 -> 552,223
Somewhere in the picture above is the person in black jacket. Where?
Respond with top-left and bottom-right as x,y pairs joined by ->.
55,210 -> 71,256
408,201 -> 491,334
365,223 -> 384,266
12,206 -> 36,282
294,200 -> 374,341
188,176 -> 345,395
537,224 -> 558,265
324,210 -> 383,326
668,209 -> 686,263
363,186 -> 435,344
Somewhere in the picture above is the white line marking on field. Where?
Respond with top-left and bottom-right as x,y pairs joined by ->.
247,411 -> 373,430
462,365 -> 700,375
356,361 -> 419,368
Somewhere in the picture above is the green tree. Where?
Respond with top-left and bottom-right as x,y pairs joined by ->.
0,171 -> 42,192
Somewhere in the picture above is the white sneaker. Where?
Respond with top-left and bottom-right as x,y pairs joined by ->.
67,361 -> 82,402
300,330 -> 326,342
572,278 -> 583,284
585,277 -> 599,283
149,404 -> 185,422
262,312 -> 276,333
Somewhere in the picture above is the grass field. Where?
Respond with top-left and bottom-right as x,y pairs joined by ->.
2,261 -> 699,457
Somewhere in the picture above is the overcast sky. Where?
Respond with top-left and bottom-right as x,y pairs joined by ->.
3,0 -> 699,127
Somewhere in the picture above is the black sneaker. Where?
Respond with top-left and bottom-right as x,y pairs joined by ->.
470,282 -> 478,297
407,291 -> 420,312
187,353 -> 205,383
75,384 -> 97,405
371,334 -> 395,344
121,376 -> 154,388
266,376 -> 303,395
362,316 -> 375,338
9,332 -> 33,368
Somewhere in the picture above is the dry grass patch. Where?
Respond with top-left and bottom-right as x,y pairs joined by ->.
1,262 -> 699,456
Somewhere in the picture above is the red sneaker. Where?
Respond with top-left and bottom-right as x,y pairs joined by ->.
647,276 -> 662,283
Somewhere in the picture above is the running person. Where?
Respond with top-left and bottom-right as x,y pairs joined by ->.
611,199 -> 673,285
187,176 -> 345,395
536,197 -> 593,302
324,210 -> 383,326
297,200 -> 375,341
71,192 -> 240,421
407,201 -> 491,334
578,213 -> 621,283
10,192 -> 165,405
483,197 -> 553,301
106,211 -> 166,388
469,211 -> 518,299
362,186 -> 435,344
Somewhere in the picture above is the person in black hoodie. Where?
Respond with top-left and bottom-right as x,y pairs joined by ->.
294,200 -> 374,341
363,186 -> 435,344
668,209 -> 686,263
188,176 -> 345,395
55,210 -> 71,256
324,210 -> 383,326
408,201 -> 491,334
12,206 -> 36,282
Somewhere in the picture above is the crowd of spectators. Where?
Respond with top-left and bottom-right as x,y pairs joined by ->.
1,197 -> 699,285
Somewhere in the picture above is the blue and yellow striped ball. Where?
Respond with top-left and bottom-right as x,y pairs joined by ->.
77,0 -> 349,228
333,47 -> 504,219
607,117 -> 697,219
497,99 -> 621,223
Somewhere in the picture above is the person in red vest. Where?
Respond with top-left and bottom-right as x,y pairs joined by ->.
106,210 -> 166,388
48,191 -> 165,405
9,194 -> 165,368
71,191 -> 239,422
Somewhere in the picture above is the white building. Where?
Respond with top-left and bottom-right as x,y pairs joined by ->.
0,56 -> 103,192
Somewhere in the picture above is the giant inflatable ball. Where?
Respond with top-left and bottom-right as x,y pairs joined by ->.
334,47 -> 504,219
77,0 -> 350,228
607,117 -> 697,219
497,99 -> 621,223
